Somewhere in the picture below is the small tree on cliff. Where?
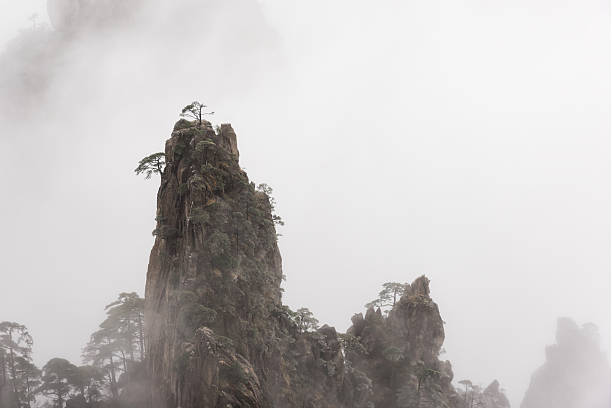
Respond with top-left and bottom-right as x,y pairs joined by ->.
181,101 -> 214,128
365,282 -> 409,311
294,308 -> 319,333
135,152 -> 166,179
397,364 -> 443,408
256,183 -> 284,226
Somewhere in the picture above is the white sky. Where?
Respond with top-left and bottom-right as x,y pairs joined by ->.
0,1 -> 609,406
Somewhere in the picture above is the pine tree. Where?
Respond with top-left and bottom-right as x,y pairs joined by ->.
294,308 -> 319,333
83,293 -> 145,400
39,358 -> 76,408
0,322 -> 34,406
365,282 -> 409,311
135,153 -> 166,179
83,327 -> 122,400
13,356 -> 41,408
180,101 -> 214,128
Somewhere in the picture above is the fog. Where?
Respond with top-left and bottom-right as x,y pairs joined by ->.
0,0 -> 609,407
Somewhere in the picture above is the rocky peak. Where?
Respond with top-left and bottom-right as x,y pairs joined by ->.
145,120 -> 370,408
146,120 -> 284,407
483,380 -> 511,408
346,276 -> 457,408
405,275 -> 431,297
217,123 -> 239,159
484,380 -> 501,394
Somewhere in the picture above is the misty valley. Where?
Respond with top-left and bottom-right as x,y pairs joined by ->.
0,0 -> 610,408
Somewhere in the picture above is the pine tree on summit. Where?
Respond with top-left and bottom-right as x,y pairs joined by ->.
181,101 -> 214,128
365,282 -> 409,310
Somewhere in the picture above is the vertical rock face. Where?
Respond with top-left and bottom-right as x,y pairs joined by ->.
521,318 -> 611,408
145,119 -> 284,407
144,120 -> 370,408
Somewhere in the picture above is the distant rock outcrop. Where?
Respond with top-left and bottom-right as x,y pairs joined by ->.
521,318 -> 611,408
482,380 -> 511,408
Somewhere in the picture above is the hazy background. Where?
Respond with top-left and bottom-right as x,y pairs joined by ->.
0,0 -> 609,406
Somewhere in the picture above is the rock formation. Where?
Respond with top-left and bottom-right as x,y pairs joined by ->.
144,119 -> 371,408
346,277 -> 460,408
521,318 -> 610,408
144,119 -> 508,408
481,380 -> 511,408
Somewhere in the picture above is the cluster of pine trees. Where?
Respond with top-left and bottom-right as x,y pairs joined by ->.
1,293 -> 144,408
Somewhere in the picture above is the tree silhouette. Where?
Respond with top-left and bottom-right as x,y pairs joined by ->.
294,308 -> 319,333
135,152 -> 165,179
70,365 -> 106,405
256,184 -> 284,226
458,380 -> 473,407
0,321 -> 33,405
365,282 -> 409,310
39,358 -> 76,408
181,101 -> 214,128
103,293 -> 145,362
397,364 -> 443,408
83,292 -> 145,401
13,356 -> 40,408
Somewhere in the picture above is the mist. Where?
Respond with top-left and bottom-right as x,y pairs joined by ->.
0,0 -> 609,407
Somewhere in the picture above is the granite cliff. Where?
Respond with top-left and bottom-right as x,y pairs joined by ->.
143,119 -> 509,408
